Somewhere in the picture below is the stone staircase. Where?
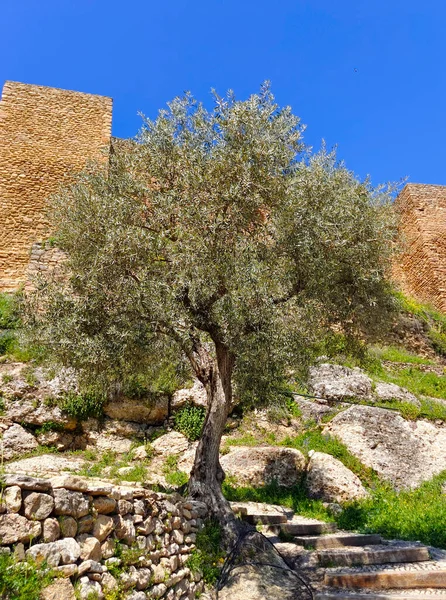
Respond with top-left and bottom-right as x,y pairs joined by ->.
230,502 -> 446,600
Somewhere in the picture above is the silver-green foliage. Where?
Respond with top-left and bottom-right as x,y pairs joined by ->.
27,84 -> 397,405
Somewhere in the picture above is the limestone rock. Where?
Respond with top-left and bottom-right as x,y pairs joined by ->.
41,578 -> 76,600
103,395 -> 168,424
308,363 -> 373,401
219,561 -> 299,599
43,518 -> 60,542
1,423 -> 38,460
26,542 -> 62,567
151,431 -> 189,456
78,534 -> 102,561
36,429 -> 79,451
93,495 -> 117,514
93,514 -> 115,542
59,515 -> 78,537
3,485 -> 22,512
374,382 -> 420,406
23,491 -> 54,520
306,451 -> 368,503
77,577 -> 104,600
0,513 -> 41,544
220,446 -> 306,487
53,488 -> 90,518
4,454 -> 84,476
3,398 -> 77,430
53,537 -> 81,564
171,380 -> 207,410
324,405 -> 446,489
50,474 -> 113,495
2,474 -> 52,491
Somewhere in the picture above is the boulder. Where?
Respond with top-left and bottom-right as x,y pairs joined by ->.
78,534 -> 102,561
3,398 -> 77,430
92,514 -> 115,542
93,496 -> 117,514
306,451 -> 368,503
103,395 -> 168,424
0,513 -> 41,544
220,446 -> 306,487
23,491 -> 54,520
43,518 -> 60,542
4,454 -> 84,476
152,431 -> 189,456
59,515 -> 78,537
171,380 -> 207,410
1,423 -> 38,460
308,364 -> 373,401
2,474 -> 52,491
374,382 -> 420,406
324,405 -> 446,489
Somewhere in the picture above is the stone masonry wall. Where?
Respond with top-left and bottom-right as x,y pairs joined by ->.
0,81 -> 112,291
0,473 -> 207,599
394,184 -> 446,312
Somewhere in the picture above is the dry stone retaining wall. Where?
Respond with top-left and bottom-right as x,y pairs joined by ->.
0,474 -> 208,599
0,81 -> 112,291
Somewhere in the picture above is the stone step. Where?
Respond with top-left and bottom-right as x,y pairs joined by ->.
316,592 -> 446,600
318,545 -> 430,568
295,533 -> 383,550
279,519 -> 337,536
325,568 -> 446,589
244,513 -> 288,525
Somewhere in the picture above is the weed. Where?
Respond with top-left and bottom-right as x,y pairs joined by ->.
34,421 -> 65,435
0,293 -> 20,330
1,374 -> 13,384
187,519 -> 225,585
60,390 -> 105,421
173,404 -> 205,441
0,554 -> 54,599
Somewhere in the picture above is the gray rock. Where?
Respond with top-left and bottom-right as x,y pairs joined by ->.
26,542 -> 62,567
58,515 -> 78,537
374,382 -> 420,406
2,485 -> 22,512
53,488 -> 90,518
41,578 -> 76,600
5,454 -> 85,476
306,451 -> 368,503
308,363 -> 373,401
171,380 -> 207,410
53,537 -> 81,564
220,446 -> 306,487
92,514 -> 115,542
324,405 -> 446,489
3,398 -> 77,430
43,518 -> 60,542
2,423 -> 38,460
2,474 -> 51,491
151,431 -> 189,456
23,491 -> 54,520
93,496 -> 117,514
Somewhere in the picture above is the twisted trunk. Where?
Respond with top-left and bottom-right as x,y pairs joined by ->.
188,340 -> 240,541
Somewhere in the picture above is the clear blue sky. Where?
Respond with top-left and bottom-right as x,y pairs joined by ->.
2,1 -> 445,186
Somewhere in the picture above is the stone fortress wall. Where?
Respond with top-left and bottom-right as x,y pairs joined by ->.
0,81 -> 113,291
0,80 -> 446,312
394,183 -> 446,312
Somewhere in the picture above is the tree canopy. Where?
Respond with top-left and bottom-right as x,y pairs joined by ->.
27,84 -> 397,531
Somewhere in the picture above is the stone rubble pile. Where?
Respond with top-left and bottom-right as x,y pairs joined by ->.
0,473 -> 208,600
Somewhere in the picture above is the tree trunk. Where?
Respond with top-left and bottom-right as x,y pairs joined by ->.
188,341 -> 240,542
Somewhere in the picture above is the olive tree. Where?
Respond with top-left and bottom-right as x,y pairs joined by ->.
27,85 -> 396,536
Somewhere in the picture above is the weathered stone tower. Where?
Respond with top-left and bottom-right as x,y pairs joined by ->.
394,183 -> 446,312
0,81 -> 112,291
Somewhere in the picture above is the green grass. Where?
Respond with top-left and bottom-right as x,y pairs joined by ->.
337,471 -> 446,548
281,429 -> 380,487
0,554 -> 54,599
163,454 -> 188,488
223,480 -> 333,522
370,345 -> 433,365
375,366 -> 446,401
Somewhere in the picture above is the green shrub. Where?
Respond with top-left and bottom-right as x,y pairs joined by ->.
59,390 -> 105,421
173,404 -> 206,441
337,471 -> 446,548
187,519 -> 225,585
0,293 -> 20,330
0,554 -> 54,599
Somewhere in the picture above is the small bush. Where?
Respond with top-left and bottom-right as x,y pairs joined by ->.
60,390 -> 105,421
0,554 -> 54,599
0,293 -> 20,330
173,404 -> 205,441
187,519 -> 225,585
